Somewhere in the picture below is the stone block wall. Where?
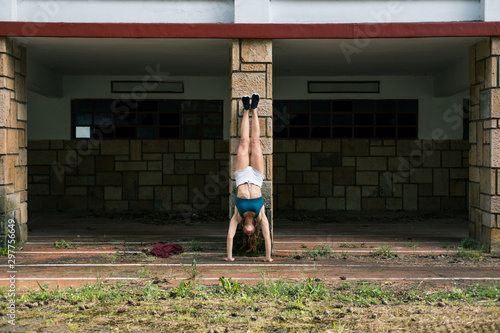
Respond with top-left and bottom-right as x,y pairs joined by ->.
28,140 -> 230,214
0,37 -> 28,246
27,138 -> 469,216
274,139 -> 469,212
469,37 -> 500,254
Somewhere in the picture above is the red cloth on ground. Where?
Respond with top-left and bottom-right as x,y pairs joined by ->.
145,242 -> 183,258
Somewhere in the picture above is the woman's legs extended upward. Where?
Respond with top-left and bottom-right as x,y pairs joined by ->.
235,98 -> 250,173
250,99 -> 265,175
235,94 -> 264,174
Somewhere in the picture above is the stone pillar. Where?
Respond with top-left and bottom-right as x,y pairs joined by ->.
229,39 -> 273,251
469,37 -> 500,255
0,37 -> 28,247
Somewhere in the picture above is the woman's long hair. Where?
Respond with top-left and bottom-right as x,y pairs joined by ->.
240,222 -> 261,253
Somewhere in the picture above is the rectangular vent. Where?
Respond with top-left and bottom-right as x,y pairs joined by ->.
308,81 -> 380,94
111,81 -> 184,94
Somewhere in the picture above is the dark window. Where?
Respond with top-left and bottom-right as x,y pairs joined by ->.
71,99 -> 223,139
273,99 -> 418,139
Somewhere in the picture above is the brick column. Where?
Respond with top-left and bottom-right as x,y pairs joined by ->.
469,37 -> 500,255
0,37 -> 28,247
229,39 -> 273,249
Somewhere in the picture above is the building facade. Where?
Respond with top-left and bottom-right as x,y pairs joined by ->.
1,0 -> 500,253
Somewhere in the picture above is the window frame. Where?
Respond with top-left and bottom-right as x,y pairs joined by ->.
273,99 -> 419,140
71,98 -> 224,140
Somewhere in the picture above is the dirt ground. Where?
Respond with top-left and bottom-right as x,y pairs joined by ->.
1,210 -> 499,332
1,279 -> 499,332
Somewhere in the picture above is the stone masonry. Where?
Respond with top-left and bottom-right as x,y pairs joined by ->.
28,138 -> 468,218
469,37 -> 500,254
28,140 -> 229,215
229,39 -> 273,237
0,37 -> 28,247
274,139 -> 469,212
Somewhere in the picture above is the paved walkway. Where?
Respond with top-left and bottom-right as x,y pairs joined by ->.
3,211 -> 500,290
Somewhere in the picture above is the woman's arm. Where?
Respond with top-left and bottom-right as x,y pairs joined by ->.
224,209 -> 240,261
257,208 -> 273,262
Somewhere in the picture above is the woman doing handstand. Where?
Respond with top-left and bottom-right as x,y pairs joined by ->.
225,94 -> 273,262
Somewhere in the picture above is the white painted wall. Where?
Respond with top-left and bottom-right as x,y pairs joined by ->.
433,56 -> 469,98
27,75 -> 230,140
270,0 -> 481,23
29,74 -> 466,140
482,0 -> 500,21
274,75 -> 467,140
14,0 -> 234,23
234,0 -> 269,23
28,91 -> 69,139
420,91 -> 468,141
2,0 -> 484,23
27,58 -> 63,98
0,0 -> 16,21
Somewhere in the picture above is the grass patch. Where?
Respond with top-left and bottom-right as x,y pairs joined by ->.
99,253 -> 118,263
457,238 -> 485,260
189,239 -> 203,251
0,247 -> 9,256
305,244 -> 333,258
457,247 -> 484,260
460,238 -> 482,249
339,250 -> 350,259
6,278 -> 500,332
370,245 -> 398,258
53,240 -> 72,249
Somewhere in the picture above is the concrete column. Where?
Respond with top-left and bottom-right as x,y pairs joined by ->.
469,37 -> 500,255
229,39 -> 273,252
0,37 -> 28,247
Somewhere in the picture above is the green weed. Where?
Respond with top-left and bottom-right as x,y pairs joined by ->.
456,246 -> 484,260
0,247 -> 9,256
403,241 -> 419,253
460,238 -> 482,249
219,277 -> 242,297
100,253 -> 118,263
339,250 -> 350,259
189,239 -> 203,251
53,240 -> 72,249
239,290 -> 254,307
456,238 -> 484,260
442,242 -> 455,249
328,321 -> 349,333
305,244 -> 333,258
170,280 -> 195,298
138,269 -> 151,278
142,281 -> 161,299
370,244 -> 398,258
181,259 -> 202,280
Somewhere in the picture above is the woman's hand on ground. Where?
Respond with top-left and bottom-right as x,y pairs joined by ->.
223,257 -> 235,262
